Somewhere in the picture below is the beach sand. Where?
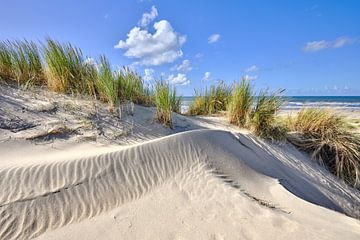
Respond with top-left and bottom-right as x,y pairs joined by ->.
1,85 -> 360,239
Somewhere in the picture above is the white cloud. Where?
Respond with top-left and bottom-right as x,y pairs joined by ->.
208,34 -> 220,43
243,74 -> 258,81
244,65 -> 259,72
171,59 -> 192,72
138,6 -> 158,27
333,37 -> 353,48
143,68 -> 155,82
202,72 -> 211,81
303,37 -> 354,52
167,73 -> 190,85
115,20 -> 186,66
303,40 -> 329,52
83,57 -> 97,66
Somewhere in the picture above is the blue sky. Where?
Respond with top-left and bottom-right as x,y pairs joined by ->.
1,0 -> 359,96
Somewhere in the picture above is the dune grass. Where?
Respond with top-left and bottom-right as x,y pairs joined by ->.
227,79 -> 253,127
0,38 -> 157,111
0,41 -> 13,81
287,108 -> 360,188
96,55 -> 118,111
0,40 -> 44,86
154,81 -> 181,127
188,81 -> 230,115
44,39 -> 96,94
117,67 -> 152,105
250,90 -> 286,140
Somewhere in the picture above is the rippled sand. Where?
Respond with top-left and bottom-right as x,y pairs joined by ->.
1,130 -> 359,239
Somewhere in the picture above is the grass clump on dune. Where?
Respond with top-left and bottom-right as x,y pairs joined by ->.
96,55 -> 118,112
0,41 -> 13,81
188,81 -> 230,115
227,79 -> 253,127
154,81 -> 181,127
287,108 -> 360,188
117,67 -> 152,105
44,39 -> 96,95
0,40 -> 44,86
0,38 -> 158,111
250,89 -> 286,140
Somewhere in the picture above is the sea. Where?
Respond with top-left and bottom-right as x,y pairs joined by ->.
181,96 -> 360,113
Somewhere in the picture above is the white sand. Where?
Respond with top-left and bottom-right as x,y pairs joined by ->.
1,85 -> 360,239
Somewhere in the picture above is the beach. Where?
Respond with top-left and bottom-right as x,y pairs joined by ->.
2,1 -> 360,239
1,84 -> 360,239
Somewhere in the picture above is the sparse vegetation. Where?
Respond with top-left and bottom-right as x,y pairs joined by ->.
287,108 -> 360,188
227,79 -> 253,127
250,89 -> 286,140
188,81 -> 230,115
154,81 -> 181,127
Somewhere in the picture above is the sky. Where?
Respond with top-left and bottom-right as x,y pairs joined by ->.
0,0 -> 359,96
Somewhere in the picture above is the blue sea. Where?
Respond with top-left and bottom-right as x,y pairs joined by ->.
181,96 -> 360,113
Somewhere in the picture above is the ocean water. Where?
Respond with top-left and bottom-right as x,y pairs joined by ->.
181,96 -> 360,113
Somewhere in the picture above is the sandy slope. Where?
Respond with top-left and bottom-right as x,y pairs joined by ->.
1,85 -> 360,239
1,130 -> 359,239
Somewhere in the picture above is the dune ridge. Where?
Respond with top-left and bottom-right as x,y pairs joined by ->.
0,130 -> 360,239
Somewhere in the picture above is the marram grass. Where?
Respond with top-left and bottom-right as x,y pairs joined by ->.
0,41 -> 13,81
250,89 -> 286,140
227,79 -> 253,127
188,80 -> 230,115
0,40 -> 44,86
44,38 -> 96,95
117,67 -> 152,105
96,55 -> 118,111
154,81 -> 181,127
287,108 -> 360,188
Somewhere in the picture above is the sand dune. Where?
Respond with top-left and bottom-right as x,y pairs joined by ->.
1,130 -> 360,239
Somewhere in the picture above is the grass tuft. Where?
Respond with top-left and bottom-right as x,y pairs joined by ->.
0,40 -> 44,86
44,38 -> 96,94
154,81 -> 181,127
188,81 -> 230,115
0,41 -> 13,81
227,79 -> 253,127
287,108 -> 360,188
96,55 -> 118,111
117,67 -> 152,105
250,89 -> 286,140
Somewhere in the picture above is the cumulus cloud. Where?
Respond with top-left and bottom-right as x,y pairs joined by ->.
115,20 -> 186,66
244,65 -> 259,73
143,68 -> 155,82
303,37 -> 355,52
167,73 -> 190,85
202,72 -> 211,81
208,34 -> 220,43
138,6 -> 158,27
171,59 -> 192,72
243,74 -> 258,81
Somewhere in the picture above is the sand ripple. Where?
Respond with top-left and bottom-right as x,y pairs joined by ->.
0,130 -> 359,239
